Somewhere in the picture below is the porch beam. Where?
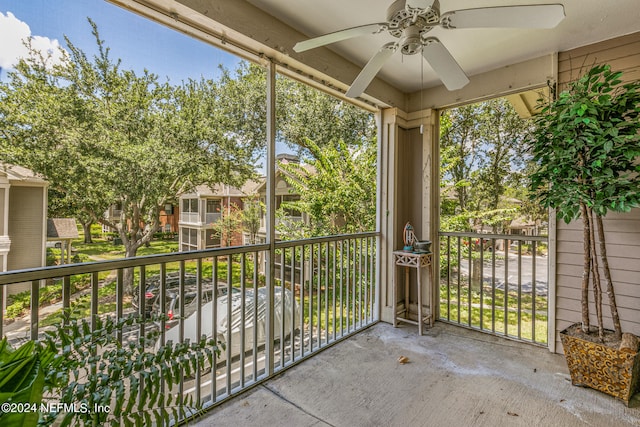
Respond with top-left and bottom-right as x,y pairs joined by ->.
407,54 -> 557,112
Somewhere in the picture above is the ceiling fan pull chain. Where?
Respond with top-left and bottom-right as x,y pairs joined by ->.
420,56 -> 424,134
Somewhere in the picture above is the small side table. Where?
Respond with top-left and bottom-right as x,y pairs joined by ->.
393,250 -> 432,335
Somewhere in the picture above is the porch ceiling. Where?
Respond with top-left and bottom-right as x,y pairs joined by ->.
119,0 -> 640,108
247,0 -> 640,93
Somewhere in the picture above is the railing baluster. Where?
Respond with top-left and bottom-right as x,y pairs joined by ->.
226,255 -> 233,393
504,239 -> 509,336
30,280 -> 39,341
517,241 -> 522,339
467,237 -> 472,327
367,237 -> 377,323
280,248 -> 286,368
253,251 -> 259,382
90,272 -> 99,332
532,240 -> 537,342
332,241 -> 337,341
338,240 -> 344,336
456,236 -> 461,323
300,245 -> 306,359
196,258 -> 203,401
211,256 -> 218,399
324,242 -> 329,346
446,235 -> 451,321
137,265 -> 146,405
159,263 -> 166,408
358,238 -> 363,329
316,242 -> 321,347
178,261 -> 185,407
290,246 -> 297,361
479,239 -> 484,330
138,266 -> 146,343
62,276 -> 71,326
491,239 -> 496,333
363,237 -> 369,326
309,243 -> 314,351
116,269 -> 124,344
353,239 -> 358,331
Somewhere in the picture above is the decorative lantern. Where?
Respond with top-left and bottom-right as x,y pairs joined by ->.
403,222 -> 416,251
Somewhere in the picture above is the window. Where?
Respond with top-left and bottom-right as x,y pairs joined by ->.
205,230 -> 220,248
182,198 -> 199,213
181,227 -> 199,251
206,199 -> 221,214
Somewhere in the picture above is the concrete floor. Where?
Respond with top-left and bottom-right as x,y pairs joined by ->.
192,322 -> 640,427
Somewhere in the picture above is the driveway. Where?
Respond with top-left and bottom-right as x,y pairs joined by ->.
456,253 -> 549,296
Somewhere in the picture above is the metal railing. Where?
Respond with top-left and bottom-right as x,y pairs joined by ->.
179,212 -> 200,224
438,232 -> 548,345
0,232 -> 378,419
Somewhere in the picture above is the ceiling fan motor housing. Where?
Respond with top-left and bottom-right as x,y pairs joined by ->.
387,0 -> 441,55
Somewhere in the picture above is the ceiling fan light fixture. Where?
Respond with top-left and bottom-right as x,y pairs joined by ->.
401,26 -> 422,55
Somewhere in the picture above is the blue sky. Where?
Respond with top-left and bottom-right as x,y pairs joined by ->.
0,0 -> 241,83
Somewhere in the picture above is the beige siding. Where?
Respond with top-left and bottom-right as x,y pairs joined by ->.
554,32 -> 640,352
558,31 -> 640,91
7,186 -> 46,294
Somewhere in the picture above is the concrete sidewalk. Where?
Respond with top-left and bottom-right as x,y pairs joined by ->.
193,322 -> 640,427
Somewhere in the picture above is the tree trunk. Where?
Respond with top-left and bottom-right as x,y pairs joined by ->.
586,207 -> 604,340
579,203 -> 591,333
82,220 -> 93,244
122,244 -> 140,295
595,214 -> 623,339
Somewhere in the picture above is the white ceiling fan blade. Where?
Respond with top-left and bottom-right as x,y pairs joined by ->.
293,23 -> 387,53
346,43 -> 397,98
441,4 -> 565,29
422,38 -> 469,91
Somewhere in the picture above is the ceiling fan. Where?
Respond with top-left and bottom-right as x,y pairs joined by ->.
293,0 -> 565,98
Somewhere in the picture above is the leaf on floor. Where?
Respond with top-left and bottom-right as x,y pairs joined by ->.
397,355 -> 409,364
507,412 -> 519,417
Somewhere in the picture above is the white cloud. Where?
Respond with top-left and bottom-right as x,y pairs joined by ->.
0,11 -> 66,70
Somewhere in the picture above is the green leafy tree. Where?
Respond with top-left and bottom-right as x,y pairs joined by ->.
440,99 -> 536,232
440,103 -> 482,213
215,63 -> 375,157
242,195 -> 263,245
472,99 -> 530,214
0,21 -> 256,290
529,64 -> 640,339
210,203 -> 244,247
277,75 -> 375,154
278,138 -> 376,237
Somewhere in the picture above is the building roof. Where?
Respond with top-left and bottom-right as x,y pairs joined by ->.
47,218 -> 79,240
183,179 -> 264,199
0,163 -> 48,186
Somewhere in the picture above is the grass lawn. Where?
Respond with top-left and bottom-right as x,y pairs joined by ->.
439,282 -> 548,343
72,237 -> 179,261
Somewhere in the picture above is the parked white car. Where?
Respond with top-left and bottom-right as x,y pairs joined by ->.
159,286 -> 300,360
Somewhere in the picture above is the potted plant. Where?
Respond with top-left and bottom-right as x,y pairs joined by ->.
529,63 -> 640,405
0,339 -> 50,427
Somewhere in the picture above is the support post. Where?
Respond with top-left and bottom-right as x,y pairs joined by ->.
265,60 -> 276,376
